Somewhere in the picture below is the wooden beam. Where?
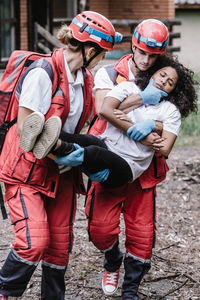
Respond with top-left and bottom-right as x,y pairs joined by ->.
37,42 -> 51,54
35,23 -> 63,48
52,18 -> 182,27
176,5 -> 200,9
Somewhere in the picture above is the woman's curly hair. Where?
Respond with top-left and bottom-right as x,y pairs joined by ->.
135,54 -> 199,118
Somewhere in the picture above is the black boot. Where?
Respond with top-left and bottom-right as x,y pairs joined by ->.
122,256 -> 151,300
0,249 -> 37,297
41,263 -> 67,300
104,240 -> 123,272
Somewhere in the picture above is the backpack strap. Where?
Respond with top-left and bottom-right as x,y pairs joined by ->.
0,184 -> 7,219
86,114 -> 98,134
88,64 -> 120,133
15,58 -> 54,98
104,64 -> 118,85
0,117 -> 18,153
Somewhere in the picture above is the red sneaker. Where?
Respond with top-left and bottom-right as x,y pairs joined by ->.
0,294 -> 8,300
102,269 -> 120,295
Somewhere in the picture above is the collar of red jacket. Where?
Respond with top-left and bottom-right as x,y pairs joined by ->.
114,54 -> 133,80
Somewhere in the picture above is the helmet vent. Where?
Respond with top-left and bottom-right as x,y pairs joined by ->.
82,14 -> 106,31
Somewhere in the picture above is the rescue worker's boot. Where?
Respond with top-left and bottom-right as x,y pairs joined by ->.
122,255 -> 151,299
41,263 -> 67,300
0,249 -> 37,297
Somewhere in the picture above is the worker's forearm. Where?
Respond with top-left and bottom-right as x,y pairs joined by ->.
118,94 -> 143,113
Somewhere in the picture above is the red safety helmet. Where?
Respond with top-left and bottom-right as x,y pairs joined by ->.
132,19 -> 169,54
69,11 -> 122,51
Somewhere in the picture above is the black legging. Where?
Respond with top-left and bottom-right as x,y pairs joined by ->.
56,131 -> 133,188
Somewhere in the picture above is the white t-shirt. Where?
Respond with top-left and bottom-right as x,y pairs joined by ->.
19,56 -> 84,134
96,76 -> 181,182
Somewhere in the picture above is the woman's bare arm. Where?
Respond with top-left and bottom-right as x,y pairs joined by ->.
118,93 -> 143,113
152,130 -> 177,157
96,91 -> 163,135
96,90 -> 143,116
113,108 -> 163,136
99,96 -> 133,132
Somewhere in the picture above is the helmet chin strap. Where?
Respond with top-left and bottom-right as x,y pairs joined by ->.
131,50 -> 139,70
81,45 -> 102,68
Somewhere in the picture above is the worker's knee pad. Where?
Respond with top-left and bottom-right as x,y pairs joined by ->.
125,220 -> 154,260
43,224 -> 73,266
14,219 -> 50,262
89,219 -> 120,251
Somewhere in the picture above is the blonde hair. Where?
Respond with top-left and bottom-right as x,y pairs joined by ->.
57,25 -> 73,45
57,24 -> 81,51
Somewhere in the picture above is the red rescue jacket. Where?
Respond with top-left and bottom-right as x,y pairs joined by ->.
0,48 -> 94,198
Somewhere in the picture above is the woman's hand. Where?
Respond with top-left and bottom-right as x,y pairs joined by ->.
113,109 -> 133,124
142,130 -> 177,157
153,130 -> 177,157
141,132 -> 165,150
152,140 -> 166,152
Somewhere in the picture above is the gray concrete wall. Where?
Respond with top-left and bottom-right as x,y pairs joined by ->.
174,10 -> 200,73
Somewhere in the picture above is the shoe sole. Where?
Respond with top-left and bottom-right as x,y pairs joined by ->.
19,112 -> 45,152
101,278 -> 119,296
33,116 -> 62,159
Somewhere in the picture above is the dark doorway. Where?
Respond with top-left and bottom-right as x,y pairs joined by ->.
28,0 -> 53,51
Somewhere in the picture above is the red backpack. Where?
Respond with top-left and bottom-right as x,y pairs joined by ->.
0,50 -> 54,219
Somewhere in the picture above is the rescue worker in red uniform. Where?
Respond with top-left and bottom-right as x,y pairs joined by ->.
85,19 -> 171,299
0,11 -> 121,300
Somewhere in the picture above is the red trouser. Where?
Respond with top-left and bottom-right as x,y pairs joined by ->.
5,170 -> 77,266
85,179 -> 156,260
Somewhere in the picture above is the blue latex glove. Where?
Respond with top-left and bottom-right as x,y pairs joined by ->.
55,144 -> 84,167
85,168 -> 110,182
139,79 -> 168,105
127,119 -> 156,141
